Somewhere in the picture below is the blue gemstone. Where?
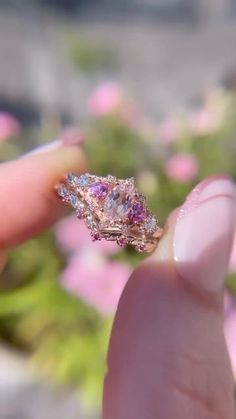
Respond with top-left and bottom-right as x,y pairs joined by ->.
77,174 -> 89,187
67,172 -> 78,185
69,195 -> 80,209
57,185 -> 69,199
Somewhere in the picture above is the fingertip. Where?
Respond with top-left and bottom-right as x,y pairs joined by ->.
103,178 -> 236,419
0,145 -> 87,249
22,145 -> 87,180
174,176 -> 236,293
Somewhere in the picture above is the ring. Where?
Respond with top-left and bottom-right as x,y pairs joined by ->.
56,173 -> 163,253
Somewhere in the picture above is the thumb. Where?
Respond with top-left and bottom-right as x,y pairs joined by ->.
103,176 -> 236,419
172,175 -> 236,293
154,175 -> 236,293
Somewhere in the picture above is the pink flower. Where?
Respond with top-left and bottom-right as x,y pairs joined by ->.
61,250 -> 130,315
55,215 -> 117,255
87,82 -> 125,116
190,107 -> 220,136
0,112 -> 20,142
55,215 -> 130,314
165,153 -> 198,183
158,118 -> 182,144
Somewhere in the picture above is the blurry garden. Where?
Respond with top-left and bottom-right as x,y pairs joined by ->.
1,1 -> 236,418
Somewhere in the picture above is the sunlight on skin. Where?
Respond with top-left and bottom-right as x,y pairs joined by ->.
103,177 -> 236,419
0,146 -> 87,269
0,151 -> 235,419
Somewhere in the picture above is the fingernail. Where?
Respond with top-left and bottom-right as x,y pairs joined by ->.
149,208 -> 179,263
22,140 -> 62,157
21,131 -> 83,158
174,176 -> 236,292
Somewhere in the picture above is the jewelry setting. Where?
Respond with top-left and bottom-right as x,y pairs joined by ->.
56,173 -> 163,253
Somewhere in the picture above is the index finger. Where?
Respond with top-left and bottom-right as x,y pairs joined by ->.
0,146 -> 87,250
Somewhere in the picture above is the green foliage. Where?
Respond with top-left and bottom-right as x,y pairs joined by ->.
68,34 -> 117,73
0,233 -> 111,406
1,87 -> 236,407
85,116 -> 149,178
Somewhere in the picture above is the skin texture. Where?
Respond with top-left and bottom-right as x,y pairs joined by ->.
0,146 -> 87,250
0,147 -> 235,419
103,177 -> 236,419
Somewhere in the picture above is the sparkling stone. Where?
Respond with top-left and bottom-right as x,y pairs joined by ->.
77,174 -> 90,188
144,216 -> 157,233
117,237 -> 127,247
66,172 -> 78,186
68,195 -> 85,219
136,243 -> 146,252
88,182 -> 109,200
137,193 -> 146,203
127,177 -> 135,185
57,185 -> 69,199
104,187 -> 133,219
91,232 -> 101,241
76,209 -> 84,219
128,203 -> 146,223
69,194 -> 81,209
107,174 -> 116,183
85,214 -> 94,229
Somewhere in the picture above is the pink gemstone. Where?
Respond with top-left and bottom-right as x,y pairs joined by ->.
117,237 -> 127,247
91,232 -> 101,241
128,203 -> 146,223
76,209 -> 85,219
89,182 -> 108,200
137,243 -> 146,252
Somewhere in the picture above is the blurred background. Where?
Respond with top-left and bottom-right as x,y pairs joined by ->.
1,1 -> 236,418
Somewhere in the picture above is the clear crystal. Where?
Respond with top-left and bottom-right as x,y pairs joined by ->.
144,216 -> 157,233
127,177 -> 135,185
85,214 -> 94,229
104,187 -> 133,219
106,174 -> 116,183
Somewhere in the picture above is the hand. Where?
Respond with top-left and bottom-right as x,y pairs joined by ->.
0,144 -> 87,269
103,176 -> 236,419
0,148 -> 235,419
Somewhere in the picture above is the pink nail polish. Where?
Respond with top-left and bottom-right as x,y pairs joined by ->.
174,176 -> 236,292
